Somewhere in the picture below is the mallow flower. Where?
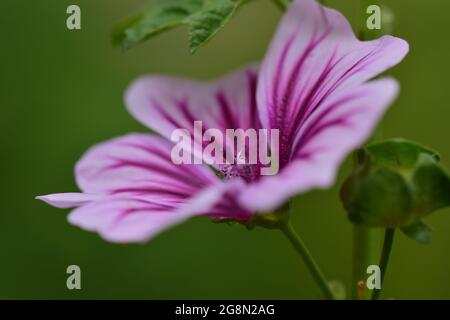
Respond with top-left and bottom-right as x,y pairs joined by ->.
37,0 -> 408,243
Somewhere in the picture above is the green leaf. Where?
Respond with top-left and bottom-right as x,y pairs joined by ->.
112,0 -> 243,53
340,139 -> 450,228
401,221 -> 432,245
112,0 -> 203,49
188,0 -> 241,53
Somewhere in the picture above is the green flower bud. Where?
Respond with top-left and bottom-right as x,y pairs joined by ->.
340,139 -> 450,237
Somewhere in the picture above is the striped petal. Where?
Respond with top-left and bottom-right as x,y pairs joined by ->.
35,193 -> 103,208
258,0 -> 409,167
68,182 -> 237,243
240,78 -> 400,211
38,133 -> 251,242
125,66 -> 259,142
75,133 -> 217,197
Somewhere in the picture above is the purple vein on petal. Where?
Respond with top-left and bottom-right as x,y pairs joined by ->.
271,33 -> 295,125
247,70 -> 259,130
216,91 -> 235,130
110,187 -> 192,199
292,97 -> 366,155
150,97 -> 185,130
286,46 -> 339,149
102,157 -> 206,189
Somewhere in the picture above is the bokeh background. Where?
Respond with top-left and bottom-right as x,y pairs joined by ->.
1,0 -> 449,299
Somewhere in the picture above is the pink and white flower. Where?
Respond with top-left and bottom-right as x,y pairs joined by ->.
37,0 -> 408,243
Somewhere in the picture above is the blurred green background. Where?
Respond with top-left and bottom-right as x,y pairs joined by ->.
1,0 -> 449,299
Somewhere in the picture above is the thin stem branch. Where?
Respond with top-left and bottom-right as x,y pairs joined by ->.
279,220 -> 336,300
371,228 -> 395,300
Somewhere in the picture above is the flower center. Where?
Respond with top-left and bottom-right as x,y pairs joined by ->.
216,151 -> 259,183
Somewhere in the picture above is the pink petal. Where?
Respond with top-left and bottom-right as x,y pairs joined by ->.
35,193 -> 103,208
240,78 -> 399,211
68,180 -> 244,243
40,133 -> 252,242
125,66 -> 260,142
258,0 -> 408,166
75,133 -> 218,197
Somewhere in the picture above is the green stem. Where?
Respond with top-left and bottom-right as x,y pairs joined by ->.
279,220 -> 336,300
352,225 -> 377,299
371,228 -> 395,300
